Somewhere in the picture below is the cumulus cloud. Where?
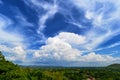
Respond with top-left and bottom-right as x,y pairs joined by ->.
47,32 -> 86,46
32,32 -> 119,66
81,52 -> 117,62
13,46 -> 26,56
34,34 -> 81,61
0,45 -> 26,61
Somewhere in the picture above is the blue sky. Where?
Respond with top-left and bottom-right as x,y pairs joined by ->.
0,0 -> 120,66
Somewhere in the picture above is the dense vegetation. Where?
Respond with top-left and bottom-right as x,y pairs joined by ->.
107,64 -> 120,69
0,51 -> 120,80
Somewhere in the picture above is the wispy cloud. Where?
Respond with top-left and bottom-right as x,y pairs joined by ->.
24,0 -> 120,49
38,3 -> 58,32
0,9 -> 32,63
68,0 -> 120,50
22,0 -> 120,66
24,0 -> 58,32
0,14 -> 23,44
95,41 -> 120,51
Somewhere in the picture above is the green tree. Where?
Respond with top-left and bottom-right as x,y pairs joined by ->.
0,51 -> 5,61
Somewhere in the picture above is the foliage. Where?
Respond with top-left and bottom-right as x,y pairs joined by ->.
107,64 -> 120,69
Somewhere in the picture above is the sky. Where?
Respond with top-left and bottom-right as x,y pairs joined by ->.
0,0 -> 120,67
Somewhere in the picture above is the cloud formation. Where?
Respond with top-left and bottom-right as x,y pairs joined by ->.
0,45 -> 26,62
24,0 -> 120,44
33,32 -> 82,62
0,14 -> 23,44
0,0 -> 120,66
24,0 -> 58,35
32,32 -> 119,66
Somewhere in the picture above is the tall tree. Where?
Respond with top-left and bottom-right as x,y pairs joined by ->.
0,51 -> 5,61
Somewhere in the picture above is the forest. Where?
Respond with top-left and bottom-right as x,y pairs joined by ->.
0,51 -> 120,80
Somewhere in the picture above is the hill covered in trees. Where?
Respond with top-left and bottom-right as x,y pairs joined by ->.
0,51 -> 120,80
0,51 -> 31,80
107,64 -> 120,69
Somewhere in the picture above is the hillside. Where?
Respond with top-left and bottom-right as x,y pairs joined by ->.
107,64 -> 120,69
0,51 -> 33,80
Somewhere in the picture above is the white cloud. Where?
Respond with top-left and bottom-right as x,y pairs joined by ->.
95,41 -> 120,51
0,8 -> 33,48
14,7 -> 33,27
33,33 -> 81,61
65,0 -> 120,51
38,3 -> 58,32
11,0 -> 120,66
0,45 -> 26,61
24,0 -> 120,46
85,11 -> 104,26
24,0 -> 58,33
32,32 -> 87,62
70,0 -> 95,11
0,45 -> 12,53
32,32 -> 119,65
47,32 -> 86,46
12,46 -> 26,56
81,52 -> 116,62
23,0 -> 58,42
0,14 -> 23,44
84,31 -> 111,50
